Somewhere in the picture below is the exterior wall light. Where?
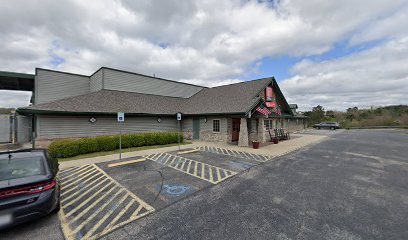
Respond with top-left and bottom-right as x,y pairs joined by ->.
89,117 -> 97,124
204,117 -> 207,123
157,117 -> 161,123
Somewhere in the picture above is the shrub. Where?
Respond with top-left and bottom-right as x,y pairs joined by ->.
95,136 -> 118,152
48,132 -> 182,159
48,140 -> 80,158
78,138 -> 99,155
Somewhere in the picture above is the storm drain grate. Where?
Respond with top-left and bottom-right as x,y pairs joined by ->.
196,146 -> 274,162
58,164 -> 154,240
145,153 -> 237,184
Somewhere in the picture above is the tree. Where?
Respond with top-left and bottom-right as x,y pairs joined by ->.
326,110 -> 335,118
346,106 -> 358,122
309,105 -> 325,124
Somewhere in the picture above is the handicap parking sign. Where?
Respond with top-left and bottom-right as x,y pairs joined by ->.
117,112 -> 125,122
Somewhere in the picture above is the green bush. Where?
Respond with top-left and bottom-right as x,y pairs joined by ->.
48,140 -> 80,158
48,132 -> 183,159
95,136 -> 118,152
78,138 -> 99,155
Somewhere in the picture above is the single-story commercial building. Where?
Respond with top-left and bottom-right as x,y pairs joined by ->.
0,67 -> 306,146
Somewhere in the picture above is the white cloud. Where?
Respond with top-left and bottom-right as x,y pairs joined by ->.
281,37 -> 408,111
0,91 -> 32,108
0,0 -> 407,109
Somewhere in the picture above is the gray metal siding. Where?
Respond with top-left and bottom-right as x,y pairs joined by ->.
103,68 -> 203,98
35,69 -> 90,104
181,118 -> 193,131
37,115 -> 178,139
90,68 -> 103,92
15,115 -> 32,144
0,114 -> 12,143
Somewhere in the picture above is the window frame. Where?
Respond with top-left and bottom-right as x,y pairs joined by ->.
264,119 -> 273,130
212,119 -> 221,133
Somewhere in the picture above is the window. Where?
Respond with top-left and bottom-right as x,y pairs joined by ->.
265,120 -> 273,130
0,156 -> 45,181
213,119 -> 220,133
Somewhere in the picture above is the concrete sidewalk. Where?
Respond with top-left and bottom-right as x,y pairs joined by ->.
192,133 -> 328,156
59,132 -> 331,169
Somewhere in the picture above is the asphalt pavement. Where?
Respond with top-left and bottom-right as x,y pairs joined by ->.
101,129 -> 408,240
2,129 -> 407,240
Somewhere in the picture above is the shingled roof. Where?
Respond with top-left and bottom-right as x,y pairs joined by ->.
18,77 -> 276,116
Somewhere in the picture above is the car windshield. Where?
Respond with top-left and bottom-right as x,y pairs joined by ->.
0,155 -> 46,181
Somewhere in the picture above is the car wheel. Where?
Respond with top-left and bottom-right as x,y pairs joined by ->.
52,194 -> 61,213
317,127 -> 320,130
330,127 -> 335,130
52,200 -> 60,213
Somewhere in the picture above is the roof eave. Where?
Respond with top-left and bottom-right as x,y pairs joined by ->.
16,108 -> 247,117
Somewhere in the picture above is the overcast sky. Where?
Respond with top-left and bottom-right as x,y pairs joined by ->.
1,0 -> 407,111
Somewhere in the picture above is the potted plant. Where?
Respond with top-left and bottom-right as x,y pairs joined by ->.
272,137 -> 279,144
252,140 -> 260,149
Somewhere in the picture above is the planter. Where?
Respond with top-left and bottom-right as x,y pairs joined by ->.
272,137 -> 279,144
252,141 -> 260,149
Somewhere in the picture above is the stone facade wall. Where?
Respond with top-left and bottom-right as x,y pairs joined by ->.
238,118 -> 248,147
182,130 -> 193,140
199,117 -> 229,142
200,131 -> 229,142
248,118 -> 258,143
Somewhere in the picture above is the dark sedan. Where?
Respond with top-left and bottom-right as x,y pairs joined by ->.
313,122 -> 340,130
0,149 -> 60,230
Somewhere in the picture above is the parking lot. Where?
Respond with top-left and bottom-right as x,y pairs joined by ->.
8,129 -> 405,240
58,146 -> 277,240
1,144 -> 278,240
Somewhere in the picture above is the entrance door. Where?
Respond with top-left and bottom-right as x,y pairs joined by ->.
193,118 -> 200,140
231,118 -> 240,141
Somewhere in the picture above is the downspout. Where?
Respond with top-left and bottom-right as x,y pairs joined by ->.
31,114 -> 35,149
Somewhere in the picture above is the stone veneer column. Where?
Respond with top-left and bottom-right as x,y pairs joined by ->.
238,118 -> 249,147
258,118 -> 267,143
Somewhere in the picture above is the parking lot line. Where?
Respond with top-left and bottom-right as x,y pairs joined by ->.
178,149 -> 200,154
61,168 -> 99,190
107,158 -> 146,168
58,164 -> 155,240
82,193 -> 129,239
145,153 -> 237,184
62,178 -> 109,207
60,165 -> 93,180
61,173 -> 104,197
72,189 -> 125,234
104,199 -> 135,231
65,182 -> 116,218
196,146 -> 273,162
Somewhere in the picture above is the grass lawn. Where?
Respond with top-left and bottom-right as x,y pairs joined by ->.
58,142 -> 192,162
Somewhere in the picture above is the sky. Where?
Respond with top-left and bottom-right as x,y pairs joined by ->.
0,0 -> 407,111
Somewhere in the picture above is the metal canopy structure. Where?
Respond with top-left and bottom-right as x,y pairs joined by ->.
0,71 -> 34,91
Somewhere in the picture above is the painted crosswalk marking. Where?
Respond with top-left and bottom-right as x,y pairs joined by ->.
145,153 -> 237,184
196,146 -> 274,162
58,164 -> 154,240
